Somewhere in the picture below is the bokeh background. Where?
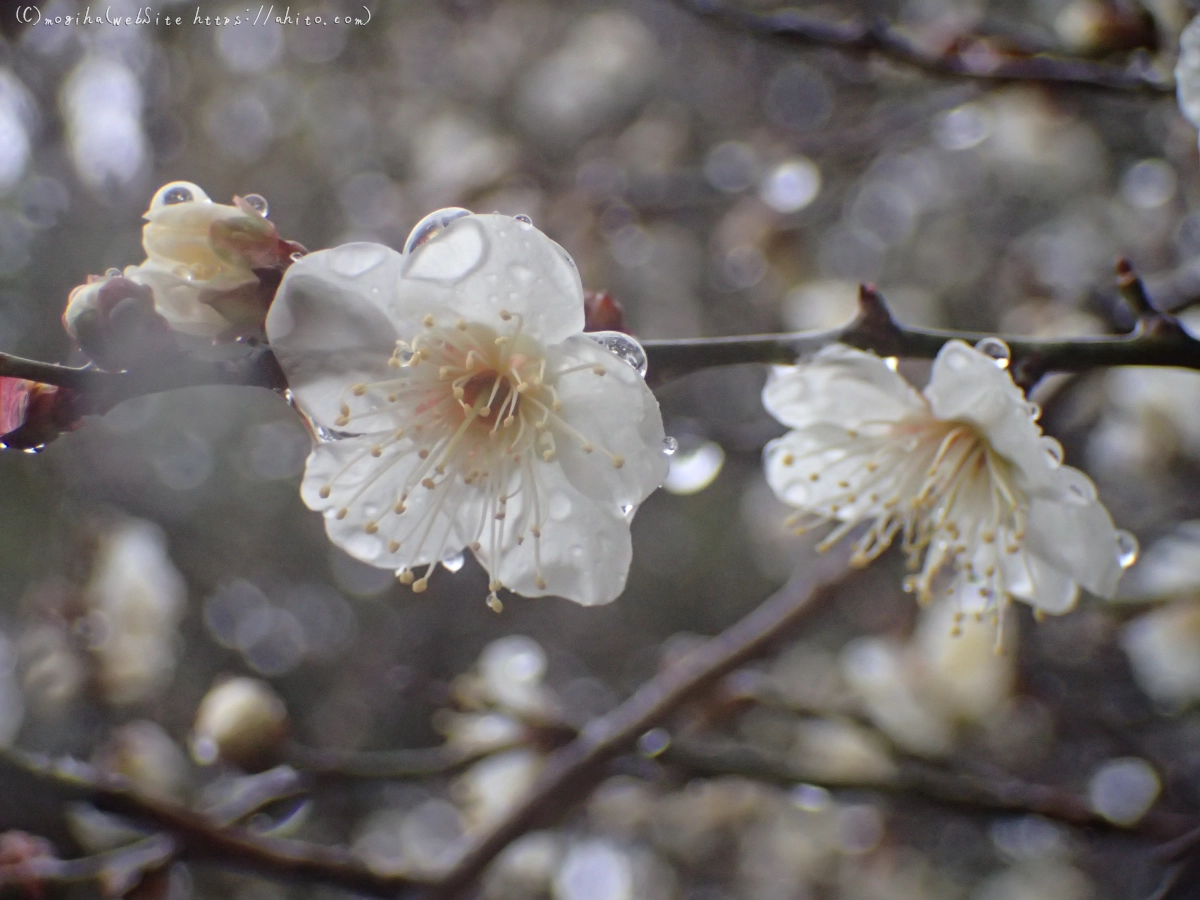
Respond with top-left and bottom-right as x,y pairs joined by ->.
3,0 -> 1200,898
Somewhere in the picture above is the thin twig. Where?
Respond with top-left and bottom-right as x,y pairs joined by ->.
662,736 -> 1196,840
287,743 -> 493,781
425,561 -> 849,900
0,749 -> 429,897
643,283 -> 1200,387
672,0 -> 1172,92
0,834 -> 178,896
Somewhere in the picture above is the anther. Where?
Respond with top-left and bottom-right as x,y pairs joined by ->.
352,383 -> 367,396
364,522 -> 378,534
486,593 -> 503,613
418,448 -> 430,459
398,570 -> 414,584
336,509 -> 348,520
422,314 -> 435,327
535,576 -> 547,590
412,578 -> 428,593
319,486 -> 331,499
371,446 -> 383,457
612,455 -> 625,469
388,540 -> 400,552
499,309 -> 512,321
592,366 -> 605,376
422,478 -> 436,489
394,502 -> 406,514
455,318 -> 467,330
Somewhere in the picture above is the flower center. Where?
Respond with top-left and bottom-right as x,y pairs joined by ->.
317,310 -> 624,608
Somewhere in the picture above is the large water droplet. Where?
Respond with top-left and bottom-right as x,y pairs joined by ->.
664,440 -> 725,495
514,214 -> 533,227
586,331 -> 648,378
1117,530 -> 1140,569
152,180 -> 208,207
328,243 -> 388,279
974,336 -> 1011,368
403,207 -> 472,255
105,267 -> 122,278
441,551 -> 465,573
242,193 -> 269,216
662,436 -> 678,456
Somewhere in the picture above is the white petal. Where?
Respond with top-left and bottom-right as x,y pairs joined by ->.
301,437 -> 461,572
396,214 -> 584,344
763,344 -> 925,431
478,467 -> 633,607
124,263 -> 236,337
265,246 -> 405,432
546,335 -> 667,511
1023,488 -> 1122,598
924,340 -> 1055,490
763,426 -> 900,521
1002,549 -> 1081,614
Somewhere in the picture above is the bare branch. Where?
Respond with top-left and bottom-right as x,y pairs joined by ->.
661,736 -> 1196,840
643,283 -> 1200,387
0,749 -> 428,897
672,0 -> 1172,93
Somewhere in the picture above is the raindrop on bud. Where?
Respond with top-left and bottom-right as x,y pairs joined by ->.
586,331 -> 648,378
1117,530 -> 1140,569
662,436 -> 678,455
289,251 -> 305,262
242,193 -> 269,216
974,336 -> 1011,368
441,551 -> 465,573
514,214 -> 533,227
105,267 -> 122,278
1040,437 -> 1063,466
403,207 -> 472,255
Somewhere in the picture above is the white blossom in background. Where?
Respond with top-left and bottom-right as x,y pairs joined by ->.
763,341 -> 1131,635
60,57 -> 147,194
1177,14 -> 1200,136
267,210 -> 668,608
85,519 -> 186,706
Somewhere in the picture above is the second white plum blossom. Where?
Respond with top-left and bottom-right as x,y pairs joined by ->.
267,210 -> 668,608
763,340 -> 1131,632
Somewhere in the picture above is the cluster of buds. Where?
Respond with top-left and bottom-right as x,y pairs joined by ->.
63,181 -> 305,370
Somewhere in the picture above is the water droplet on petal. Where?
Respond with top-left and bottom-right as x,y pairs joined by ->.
662,436 -> 678,455
637,727 -> 670,757
1117,530 -> 1140,569
514,214 -> 533,227
1040,436 -> 1063,467
508,262 -> 534,284
620,503 -> 634,520
21,444 -> 44,454
664,440 -> 725,495
328,243 -> 388,279
290,251 -> 305,262
403,207 -> 472,255
884,356 -> 899,371
974,336 -> 1011,368
105,267 -> 121,278
1023,401 -> 1041,420
441,551 -> 465,573
242,193 -> 269,216
586,331 -> 648,378
153,181 -> 209,207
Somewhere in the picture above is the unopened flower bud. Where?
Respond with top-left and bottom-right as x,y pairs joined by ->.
191,676 -> 288,772
63,274 -> 176,370
92,720 -> 189,801
0,378 -> 79,451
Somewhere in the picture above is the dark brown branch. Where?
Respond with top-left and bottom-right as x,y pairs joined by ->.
0,749 -> 428,897
0,345 -> 286,415
662,736 -> 1196,841
643,283 -> 1200,387
425,562 -> 848,900
673,0 -> 1172,93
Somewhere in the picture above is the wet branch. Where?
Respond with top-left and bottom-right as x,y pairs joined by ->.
0,748 -> 429,897
672,0 -> 1172,93
642,278 -> 1200,387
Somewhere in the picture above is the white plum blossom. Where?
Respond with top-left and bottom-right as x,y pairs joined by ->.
266,210 -> 668,608
763,340 -> 1130,632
